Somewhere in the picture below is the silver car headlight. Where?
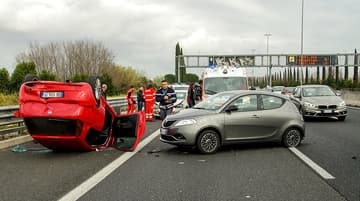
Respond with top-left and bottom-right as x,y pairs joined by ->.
174,119 -> 197,127
304,102 -> 316,109
338,101 -> 346,107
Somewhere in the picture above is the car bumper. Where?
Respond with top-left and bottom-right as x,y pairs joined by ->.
154,107 -> 186,117
159,125 -> 198,146
302,107 -> 347,117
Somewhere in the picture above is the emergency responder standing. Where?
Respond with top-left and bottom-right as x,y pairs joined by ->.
194,79 -> 203,104
156,80 -> 177,120
126,86 -> 135,114
137,86 -> 145,111
143,84 -> 156,121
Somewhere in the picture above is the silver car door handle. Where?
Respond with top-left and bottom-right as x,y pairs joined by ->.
250,115 -> 260,119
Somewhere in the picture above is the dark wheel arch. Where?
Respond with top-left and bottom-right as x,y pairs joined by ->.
338,116 -> 346,121
23,74 -> 39,83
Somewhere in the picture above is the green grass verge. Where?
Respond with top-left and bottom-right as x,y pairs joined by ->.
0,93 -> 18,106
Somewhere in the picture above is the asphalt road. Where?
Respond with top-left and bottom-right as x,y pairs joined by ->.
1,108 -> 359,201
298,107 -> 360,201
0,121 -> 161,201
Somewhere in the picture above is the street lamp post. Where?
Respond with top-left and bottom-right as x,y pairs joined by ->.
264,33 -> 272,87
251,49 -> 256,87
300,0 -> 304,85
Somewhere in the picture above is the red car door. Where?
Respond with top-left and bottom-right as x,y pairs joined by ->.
111,112 -> 146,151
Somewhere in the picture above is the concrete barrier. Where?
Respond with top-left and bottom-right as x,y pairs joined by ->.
341,89 -> 360,107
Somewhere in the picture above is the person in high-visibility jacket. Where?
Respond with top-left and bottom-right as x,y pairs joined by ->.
143,84 -> 156,121
126,86 -> 135,114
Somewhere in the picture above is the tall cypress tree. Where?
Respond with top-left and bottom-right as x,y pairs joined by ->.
293,68 -> 296,81
354,48 -> 358,84
175,42 -> 181,82
335,65 -> 339,82
322,66 -> 326,82
316,66 -> 320,83
344,55 -> 348,80
296,67 -> 300,82
180,48 -> 186,82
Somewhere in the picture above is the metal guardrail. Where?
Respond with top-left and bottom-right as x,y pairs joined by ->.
0,97 -> 127,138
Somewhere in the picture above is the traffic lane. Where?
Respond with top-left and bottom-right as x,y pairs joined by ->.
79,138 -> 345,201
0,120 -> 161,201
298,108 -> 360,201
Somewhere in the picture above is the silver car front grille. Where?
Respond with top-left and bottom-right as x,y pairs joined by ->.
318,105 -> 337,109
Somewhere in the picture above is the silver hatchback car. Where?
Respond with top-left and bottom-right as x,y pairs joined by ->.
160,90 -> 305,154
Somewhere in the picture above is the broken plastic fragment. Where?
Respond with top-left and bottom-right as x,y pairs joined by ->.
11,145 -> 27,153
147,149 -> 161,154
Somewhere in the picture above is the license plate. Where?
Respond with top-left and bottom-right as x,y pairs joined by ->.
160,128 -> 168,135
40,91 -> 64,98
323,109 -> 332,113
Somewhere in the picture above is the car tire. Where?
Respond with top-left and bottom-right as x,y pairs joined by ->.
23,74 -> 39,83
87,76 -> 102,107
196,130 -> 220,154
282,128 -> 302,147
338,116 -> 346,121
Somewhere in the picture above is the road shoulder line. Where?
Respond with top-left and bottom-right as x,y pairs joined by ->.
347,106 -> 360,110
288,147 -> 335,180
58,129 -> 160,201
0,135 -> 32,150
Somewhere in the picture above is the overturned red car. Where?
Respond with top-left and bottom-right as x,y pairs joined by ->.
15,75 -> 146,151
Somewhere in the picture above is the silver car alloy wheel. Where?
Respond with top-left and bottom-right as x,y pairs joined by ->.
200,132 -> 218,153
286,129 -> 301,147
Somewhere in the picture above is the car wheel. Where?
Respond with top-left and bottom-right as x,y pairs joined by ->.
88,76 -> 102,107
197,130 -> 220,154
23,74 -> 39,83
282,128 -> 302,147
338,116 -> 346,121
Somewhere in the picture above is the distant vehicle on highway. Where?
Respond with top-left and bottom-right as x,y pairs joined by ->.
201,65 -> 248,98
291,85 -> 347,121
170,83 -> 189,91
281,87 -> 296,97
15,75 -> 146,151
160,90 -> 305,154
154,87 -> 188,118
272,86 -> 285,94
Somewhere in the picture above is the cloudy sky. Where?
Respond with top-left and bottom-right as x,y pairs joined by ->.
0,0 -> 359,78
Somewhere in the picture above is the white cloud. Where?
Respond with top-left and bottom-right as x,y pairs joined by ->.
0,0 -> 359,78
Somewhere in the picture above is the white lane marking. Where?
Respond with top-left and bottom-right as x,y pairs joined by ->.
347,106 -> 360,110
58,129 -> 160,201
288,147 -> 335,180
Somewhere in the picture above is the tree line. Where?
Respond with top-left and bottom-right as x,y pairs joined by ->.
0,40 -> 153,96
252,65 -> 360,89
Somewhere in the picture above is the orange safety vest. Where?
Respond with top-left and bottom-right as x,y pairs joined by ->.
126,88 -> 135,104
143,88 -> 155,103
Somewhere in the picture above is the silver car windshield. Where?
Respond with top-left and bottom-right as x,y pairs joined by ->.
176,92 -> 186,99
303,87 -> 336,97
204,77 -> 247,95
173,86 -> 188,91
194,93 -> 235,110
